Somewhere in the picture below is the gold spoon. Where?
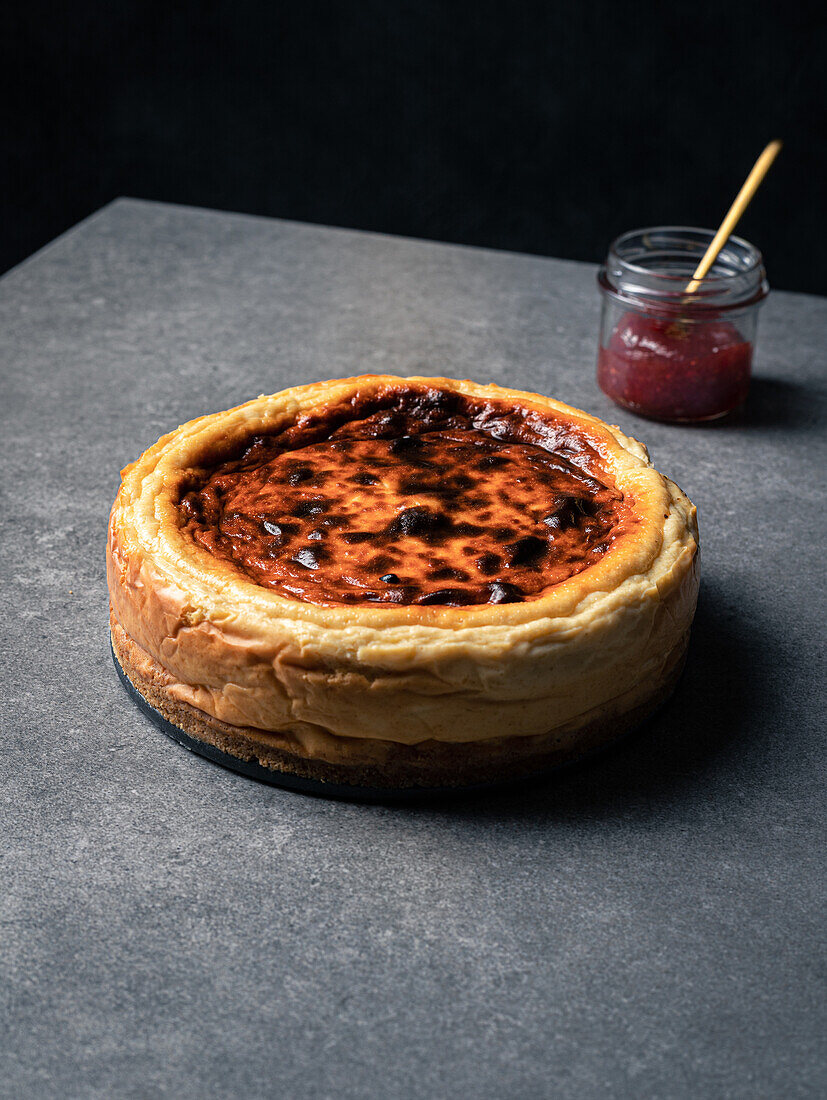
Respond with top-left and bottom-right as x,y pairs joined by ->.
685,140 -> 782,294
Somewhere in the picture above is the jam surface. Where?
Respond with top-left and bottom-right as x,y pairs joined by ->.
598,313 -> 753,421
179,386 -> 633,606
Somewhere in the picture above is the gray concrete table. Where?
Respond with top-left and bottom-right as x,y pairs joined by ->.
2,199 -> 825,1099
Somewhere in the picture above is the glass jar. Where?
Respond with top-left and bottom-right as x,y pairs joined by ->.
597,227 -> 769,422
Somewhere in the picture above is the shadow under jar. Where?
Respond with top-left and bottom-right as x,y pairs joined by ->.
597,227 -> 769,422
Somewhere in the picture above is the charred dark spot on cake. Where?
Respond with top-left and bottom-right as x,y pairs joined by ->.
286,465 -> 315,485
486,581 -> 524,604
474,551 -> 501,576
293,499 -> 329,518
179,382 -> 629,606
493,526 -> 517,543
542,496 -> 597,532
504,536 -> 547,567
416,587 -> 467,606
388,434 -> 422,455
374,411 -> 403,434
454,521 -> 486,538
368,554 -> 394,573
451,473 -> 476,492
429,565 -> 470,582
406,387 -> 462,424
387,506 -> 449,540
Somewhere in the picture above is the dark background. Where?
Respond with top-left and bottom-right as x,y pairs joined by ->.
3,2 -> 825,293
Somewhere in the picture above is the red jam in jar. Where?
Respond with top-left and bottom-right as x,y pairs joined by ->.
598,313 -> 753,421
597,228 -> 768,423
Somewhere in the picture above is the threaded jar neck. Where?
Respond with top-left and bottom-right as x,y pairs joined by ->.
598,226 -> 768,315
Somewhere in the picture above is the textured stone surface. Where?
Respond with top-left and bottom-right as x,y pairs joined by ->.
1,199 -> 825,1099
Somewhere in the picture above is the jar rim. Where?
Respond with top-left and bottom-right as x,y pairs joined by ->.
600,225 -> 768,312
608,225 -> 764,284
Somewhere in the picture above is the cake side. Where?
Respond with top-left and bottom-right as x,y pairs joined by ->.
111,612 -> 691,790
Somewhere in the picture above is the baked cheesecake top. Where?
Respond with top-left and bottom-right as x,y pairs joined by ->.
178,384 -> 635,606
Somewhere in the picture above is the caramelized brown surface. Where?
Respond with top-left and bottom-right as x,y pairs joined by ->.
179,386 -> 635,606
